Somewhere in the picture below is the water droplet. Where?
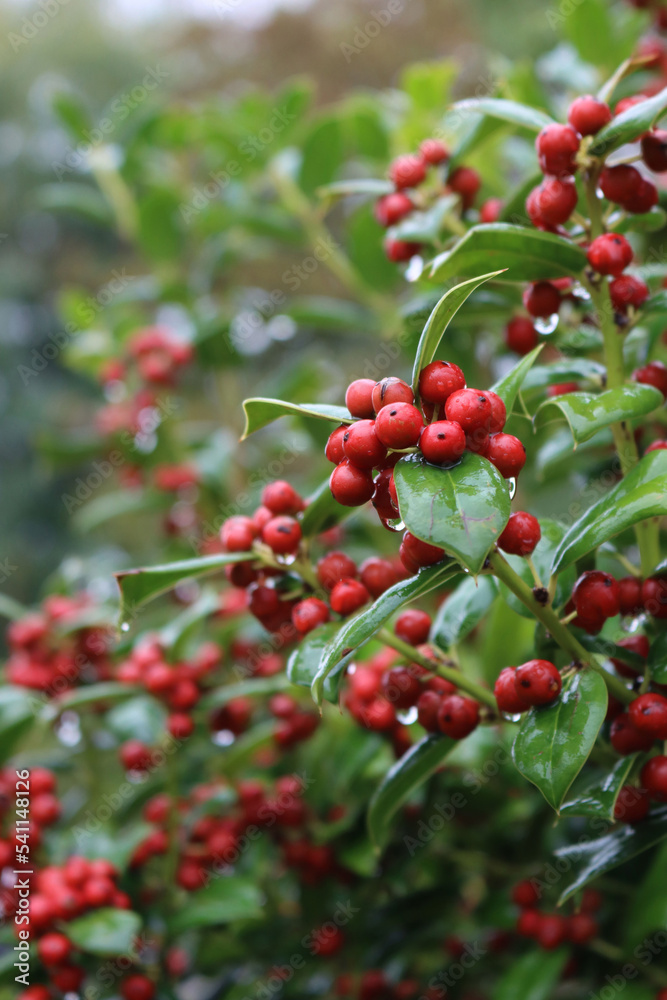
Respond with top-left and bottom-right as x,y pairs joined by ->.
120,622 -> 130,632
405,256 -> 424,282
534,314 -> 559,335
397,706 -> 418,726
508,477 -> 517,500
572,281 -> 590,302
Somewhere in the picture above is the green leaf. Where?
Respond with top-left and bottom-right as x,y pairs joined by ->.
300,479 -> 351,537
497,518 -> 576,620
590,83 -> 667,156
431,576 -> 497,648
0,688 -> 38,764
115,552 -> 252,619
199,674 -> 291,710
36,183 -> 115,227
241,398 -> 352,439
311,561 -> 457,705
450,97 -> 555,132
430,224 -> 587,283
288,623 -> 352,703
50,682 -> 141,712
623,842 -> 667,949
550,450 -> 667,574
648,632 -> 667,684
52,92 -> 92,141
74,489 -> 168,534
521,358 -> 606,393
286,296 -> 374,332
106,695 -> 167,744
512,671 -> 608,812
367,733 -> 456,849
493,948 -> 568,1000
299,117 -> 343,195
535,384 -> 663,445
0,593 -> 28,621
67,909 -> 142,957
560,756 -> 638,819
411,271 -> 505,394
394,453 -> 511,574
393,194 -> 459,242
169,877 -> 263,932
158,589 -> 220,655
613,205 -> 667,234
402,60 -> 457,111
490,344 -> 544,413
499,172 -> 543,226
555,806 -> 667,904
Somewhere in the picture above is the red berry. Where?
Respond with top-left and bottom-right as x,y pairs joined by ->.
444,388 -> 492,434
610,274 -> 649,312
372,376 -> 414,413
498,511 -> 541,556
526,177 -> 578,227
120,740 -> 152,773
395,609 -> 431,645
512,879 -> 540,907
514,659 -> 561,706
419,420 -> 466,464
399,531 -> 445,572
317,551 -> 357,590
647,440 -> 667,452
31,793 -> 61,826
416,690 -> 443,732
567,912 -> 598,944
292,598 -> 330,635
360,557 -> 398,598
361,698 -> 396,731
643,575 -> 667,618
330,461 -> 375,507
82,876 -> 115,908
374,192 -> 414,227
419,138 -> 449,164
587,233 -> 633,276
536,123 -> 580,176
633,360 -> 667,398
330,578 -> 370,616
50,968 -> 85,994
600,164 -> 642,205
342,420 -> 387,470
485,433 -> 526,479
610,633 -> 649,678
262,480 -> 304,515
448,166 -> 481,210
537,914 -> 568,950
486,391 -> 507,433
618,575 -> 644,615
625,177 -> 659,214
381,666 -> 423,709
389,154 -> 427,190
610,712 -> 655,755
121,975 -> 156,1000
505,316 -> 538,355
581,888 -> 603,913
385,237 -> 422,262
325,425 -> 348,464
523,282 -> 561,318
573,570 -> 620,621
567,95 -> 612,136
38,931 -> 71,966
345,379 -> 375,418
220,516 -> 256,553
262,515 -> 302,555
641,755 -> 667,801
375,402 -> 424,449
372,467 -> 399,520
437,694 -> 480,739
495,667 -> 530,714
641,129 -> 667,171
614,785 -> 651,823
480,197 -> 503,223
418,360 -> 466,405
629,692 -> 667,738
517,909 -> 541,938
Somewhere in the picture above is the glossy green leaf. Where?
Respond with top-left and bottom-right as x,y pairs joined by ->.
490,344 -> 544,413
613,205 -> 667,234
393,194 -> 459,242
299,117 -> 343,195
0,687 -> 38,765
623,842 -> 667,949
450,97 -> 555,132
430,224 -> 587,283
590,83 -> 667,156
67,909 -> 142,957
497,518 -> 576,621
555,806 -> 667,904
394,453 -> 511,574
300,479 -> 351,537
169,877 -> 263,932
158,589 -> 220,655
199,674 -> 291,710
311,561 -> 456,705
648,632 -> 667,684
551,450 -> 667,573
512,671 -> 608,812
368,733 -> 456,849
241,398 -> 352,439
521,358 -> 606,393
560,756 -> 638,819
411,271 -> 505,394
535,384 -> 662,445
431,576 -> 497,648
106,695 -> 167,745
50,682 -> 141,712
115,552 -> 252,619
493,948 -> 568,1000
288,623 -> 352,703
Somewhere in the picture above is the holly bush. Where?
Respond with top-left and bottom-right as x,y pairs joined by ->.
8,1 -> 667,999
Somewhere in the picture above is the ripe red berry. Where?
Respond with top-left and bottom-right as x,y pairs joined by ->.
292,598 -> 330,635
375,402 -> 424,449
505,316 -> 538,355
419,138 -> 449,164
600,164 -> 643,205
516,908 -> 541,938
389,154 -> 427,190
514,659 -> 561,706
372,376 -> 414,413
448,166 -> 481,210
642,575 -> 667,618
610,274 -> 649,312
374,192 -> 414,227
51,969 -> 85,994
31,793 -> 61,826
573,570 -> 620,623
485,433 -> 526,479
498,511 -> 541,556
220,516 -> 256,553
399,531 -> 445,572
345,379 -> 376,418
120,740 -> 152,773
647,440 -> 667,452
610,712 -> 655,755
523,282 -> 561,318
38,931 -> 71,966
567,912 -> 598,945
494,667 -> 530,714
395,609 -> 431,645
511,879 -> 540,907
537,914 -> 568,950
317,551 -> 357,590
385,237 -> 422,262
633,360 -> 667,398
444,388 -> 492,434
121,975 -> 156,1000
486,391 -> 507,433
536,123 -> 580,176
614,784 -> 650,823
641,755 -> 667,801
371,467 -> 399,520
330,461 -> 375,507
325,426 -> 347,464
262,516 -> 302,555
567,95 -> 612,135
416,690 -> 443,732
262,481 -> 304,516
526,177 -> 578,227
618,575 -> 644,615
610,633 -> 649,678
641,129 -> 667,171
480,197 -> 503,223
342,420 -> 387,470
625,177 -> 659,214
418,360 -> 466,405
629,692 -> 667,738
381,666 -> 423,709
419,420 -> 466,465
437,694 -> 480,739
359,557 -> 398,598
586,233 -> 633,276
330,578 -> 370,616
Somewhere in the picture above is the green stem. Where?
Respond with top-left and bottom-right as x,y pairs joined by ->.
489,552 -> 632,704
378,628 -> 497,710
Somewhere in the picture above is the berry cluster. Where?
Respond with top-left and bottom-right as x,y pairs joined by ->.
567,568 -> 667,634
100,326 -> 193,389
494,659 -> 562,714
513,881 -> 602,950
0,767 -> 60,877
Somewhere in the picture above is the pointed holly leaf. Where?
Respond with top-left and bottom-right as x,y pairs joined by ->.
431,576 -> 497,648
535,384 -> 662,445
560,756 -> 638,819
512,670 -> 608,812
394,453 -> 511,574
648,632 -> 667,684
550,450 -> 667,574
521,358 -> 606,393
490,344 -> 544,413
368,733 -> 456,850
241,399 -> 352,439
288,623 -> 352,703
411,271 -> 506,394
590,83 -> 667,156
450,97 -> 556,131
